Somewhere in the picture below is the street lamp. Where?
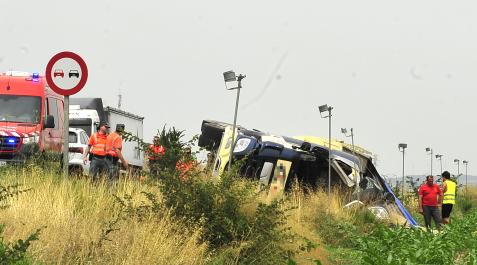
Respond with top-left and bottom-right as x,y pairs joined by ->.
319,104 -> 333,198
341,128 -> 359,197
398,143 -> 408,198
425,147 -> 433,176
223,70 -> 246,170
463,160 -> 469,193
435,154 -> 443,175
454,159 -> 460,175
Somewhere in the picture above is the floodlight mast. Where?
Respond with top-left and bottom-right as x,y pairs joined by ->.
319,104 -> 333,201
223,70 -> 246,171
398,143 -> 408,198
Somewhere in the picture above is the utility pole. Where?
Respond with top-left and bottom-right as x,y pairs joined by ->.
435,154 -> 443,175
222,71 -> 246,171
118,89 -> 122,109
398,143 -> 408,198
319,104 -> 333,201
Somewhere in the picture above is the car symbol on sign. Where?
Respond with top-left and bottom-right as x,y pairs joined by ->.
69,70 -> 80,78
54,69 -> 64,78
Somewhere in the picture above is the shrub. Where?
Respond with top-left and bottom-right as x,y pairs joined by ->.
0,226 -> 40,265
117,126 -> 297,264
113,167 -> 295,264
121,125 -> 197,177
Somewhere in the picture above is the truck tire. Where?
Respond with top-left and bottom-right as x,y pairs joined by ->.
200,121 -> 226,148
198,134 -> 216,150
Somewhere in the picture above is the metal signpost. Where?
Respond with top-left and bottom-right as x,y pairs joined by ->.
45,51 -> 88,177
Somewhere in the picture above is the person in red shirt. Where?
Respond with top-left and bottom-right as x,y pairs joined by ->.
418,175 -> 443,230
148,136 -> 165,177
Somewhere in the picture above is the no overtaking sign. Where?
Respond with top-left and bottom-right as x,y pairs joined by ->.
45,51 -> 88,177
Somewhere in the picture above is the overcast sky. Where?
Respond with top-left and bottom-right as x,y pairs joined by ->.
1,0 -> 476,177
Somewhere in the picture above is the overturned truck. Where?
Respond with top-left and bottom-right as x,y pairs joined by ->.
198,120 -> 418,227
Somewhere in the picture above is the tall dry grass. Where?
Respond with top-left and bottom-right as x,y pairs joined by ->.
465,185 -> 477,200
0,164 -> 433,265
284,186 -> 349,265
0,168 -> 207,265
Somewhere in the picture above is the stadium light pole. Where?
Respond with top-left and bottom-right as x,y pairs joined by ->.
341,128 -> 359,197
425,147 -> 433,176
319,104 -> 333,199
463,160 -> 469,193
398,143 -> 407,198
435,154 -> 443,175
454,159 -> 460,176
223,70 -> 246,171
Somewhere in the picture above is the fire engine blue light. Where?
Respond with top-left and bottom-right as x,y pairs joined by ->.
6,138 -> 16,144
32,72 -> 40,82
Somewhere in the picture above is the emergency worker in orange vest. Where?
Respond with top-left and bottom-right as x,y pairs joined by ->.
106,124 -> 128,182
148,136 -> 165,177
84,122 -> 109,181
176,147 -> 195,180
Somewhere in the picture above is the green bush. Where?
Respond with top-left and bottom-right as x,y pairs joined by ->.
122,125 -> 197,177
114,167 -> 295,264
0,226 -> 40,265
116,127 -> 296,264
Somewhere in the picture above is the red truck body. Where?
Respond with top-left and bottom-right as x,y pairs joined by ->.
0,71 -> 64,163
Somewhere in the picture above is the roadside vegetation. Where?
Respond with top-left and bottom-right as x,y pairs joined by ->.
0,127 -> 475,264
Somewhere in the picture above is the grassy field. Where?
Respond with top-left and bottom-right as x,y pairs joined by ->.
0,167 -> 208,264
0,164 -> 476,264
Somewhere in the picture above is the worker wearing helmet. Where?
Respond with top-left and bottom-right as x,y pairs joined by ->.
84,122 -> 109,181
106,124 -> 129,182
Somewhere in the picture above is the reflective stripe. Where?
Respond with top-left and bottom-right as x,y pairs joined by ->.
443,180 -> 457,205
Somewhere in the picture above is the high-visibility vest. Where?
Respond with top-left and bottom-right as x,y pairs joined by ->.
149,144 -> 165,160
443,180 -> 457,205
106,132 -> 122,157
89,132 -> 107,156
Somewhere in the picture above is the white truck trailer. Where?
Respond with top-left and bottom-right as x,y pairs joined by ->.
69,98 -> 145,170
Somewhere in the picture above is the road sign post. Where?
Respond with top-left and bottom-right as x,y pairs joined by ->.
45,51 -> 88,177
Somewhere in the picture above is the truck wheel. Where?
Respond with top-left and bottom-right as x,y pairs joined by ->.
198,134 -> 217,150
201,121 -> 225,141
